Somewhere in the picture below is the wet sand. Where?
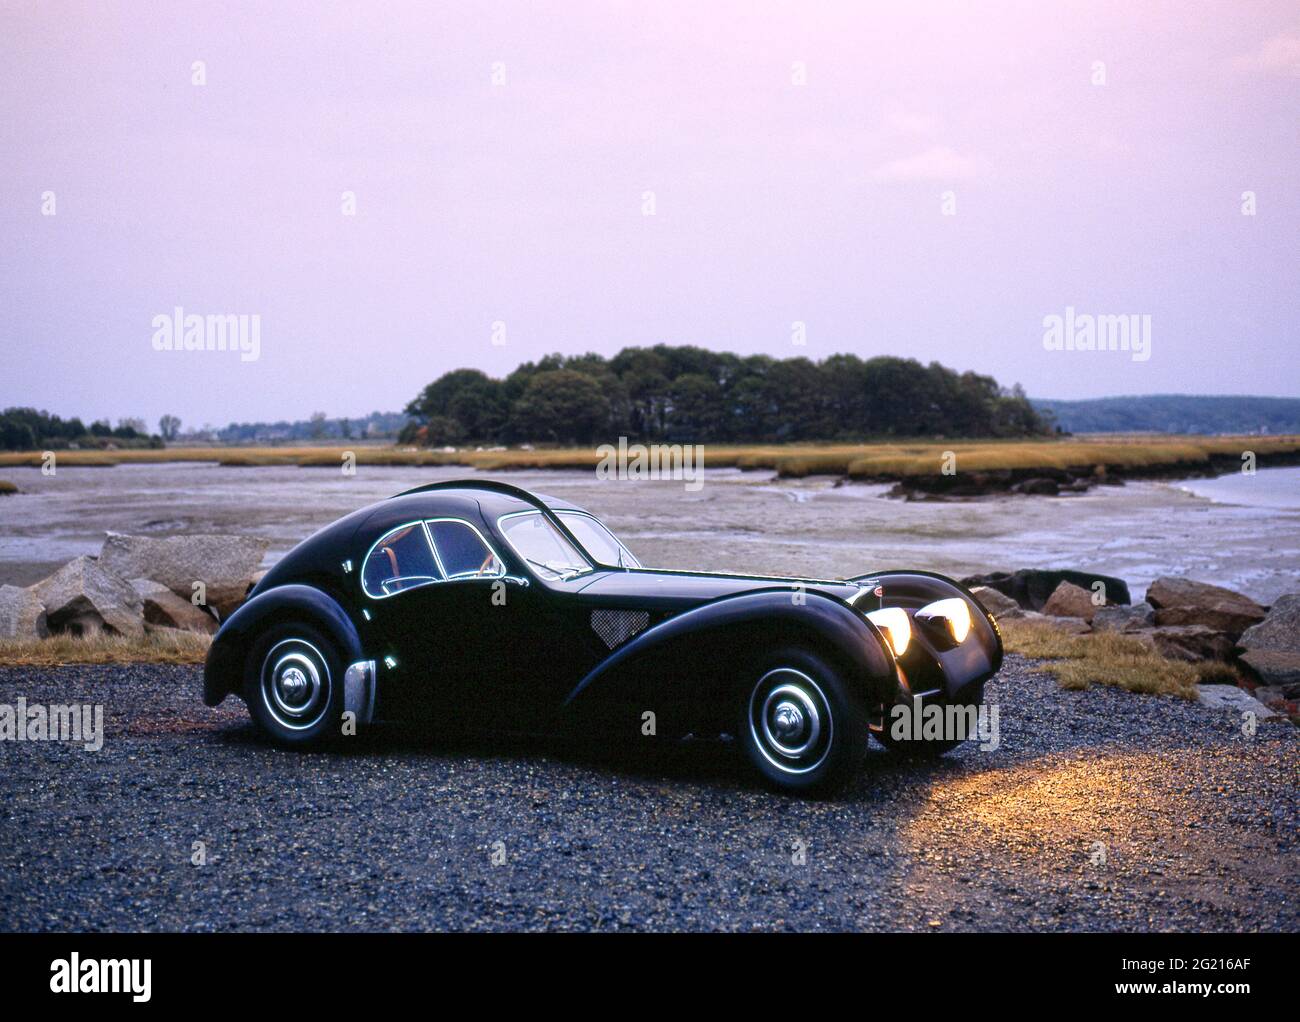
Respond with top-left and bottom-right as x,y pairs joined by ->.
1,463 -> 1297,603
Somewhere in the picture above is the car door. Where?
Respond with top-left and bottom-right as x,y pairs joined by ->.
361,517 -> 536,725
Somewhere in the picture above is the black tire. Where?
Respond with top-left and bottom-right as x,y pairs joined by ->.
738,647 -> 869,795
243,622 -> 344,747
873,682 -> 985,757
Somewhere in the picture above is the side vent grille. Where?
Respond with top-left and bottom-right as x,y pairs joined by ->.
591,609 -> 650,649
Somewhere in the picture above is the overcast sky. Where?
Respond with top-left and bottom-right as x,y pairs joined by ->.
3,1 -> 1297,429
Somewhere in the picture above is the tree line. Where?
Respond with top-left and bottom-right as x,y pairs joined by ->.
401,346 -> 1052,446
0,408 -> 177,451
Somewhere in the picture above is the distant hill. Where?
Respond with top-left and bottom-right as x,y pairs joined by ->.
1033,395 -> 1300,435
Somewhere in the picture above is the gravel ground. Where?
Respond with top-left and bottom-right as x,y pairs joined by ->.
0,657 -> 1295,932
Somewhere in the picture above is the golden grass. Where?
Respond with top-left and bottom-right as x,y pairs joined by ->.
0,435 -> 1295,479
998,617 -> 1236,699
0,629 -> 211,666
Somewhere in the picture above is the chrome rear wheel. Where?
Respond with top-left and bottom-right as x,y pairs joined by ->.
245,623 -> 343,746
260,638 -> 332,732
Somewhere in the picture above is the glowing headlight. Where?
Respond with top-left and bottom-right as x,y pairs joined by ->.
916,597 -> 972,644
865,606 -> 911,657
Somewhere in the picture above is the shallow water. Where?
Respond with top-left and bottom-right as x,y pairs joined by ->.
1,463 -> 1297,603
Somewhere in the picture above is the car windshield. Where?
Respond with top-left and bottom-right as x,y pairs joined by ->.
498,512 -> 593,581
557,511 -> 641,568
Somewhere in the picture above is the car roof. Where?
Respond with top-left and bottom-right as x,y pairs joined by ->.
267,479 -> 594,584
387,478 -> 588,518
346,479 -> 593,547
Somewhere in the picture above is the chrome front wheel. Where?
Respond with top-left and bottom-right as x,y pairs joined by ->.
739,648 -> 870,795
748,668 -> 833,776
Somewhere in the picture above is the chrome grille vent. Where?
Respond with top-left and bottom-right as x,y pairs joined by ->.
591,609 -> 650,649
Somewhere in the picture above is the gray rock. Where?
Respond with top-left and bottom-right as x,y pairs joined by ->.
1133,624 -> 1235,662
129,578 -> 218,635
1016,477 -> 1059,496
960,569 -> 1131,611
1237,651 -> 1300,698
1020,611 -> 1091,634
1238,593 -> 1300,652
1234,594 -> 1300,695
1042,581 -> 1100,621
1146,576 -> 1265,638
1253,685 -> 1296,711
1196,684 -> 1280,719
1092,601 -> 1155,632
970,586 -> 1023,619
32,556 -> 143,637
0,584 -> 48,639
99,532 -> 269,618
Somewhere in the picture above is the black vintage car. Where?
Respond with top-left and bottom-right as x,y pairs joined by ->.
204,480 -> 1002,793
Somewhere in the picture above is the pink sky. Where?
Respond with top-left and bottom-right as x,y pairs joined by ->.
2,1 -> 1297,428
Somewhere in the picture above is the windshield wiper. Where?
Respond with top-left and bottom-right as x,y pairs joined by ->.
524,556 -> 582,580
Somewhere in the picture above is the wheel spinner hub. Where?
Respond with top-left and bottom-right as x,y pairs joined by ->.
750,670 -> 832,774
261,640 -> 330,731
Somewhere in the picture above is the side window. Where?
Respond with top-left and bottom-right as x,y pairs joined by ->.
362,523 -> 443,598
427,520 -> 505,580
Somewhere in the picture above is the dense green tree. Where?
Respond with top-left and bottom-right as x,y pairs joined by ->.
399,346 -> 1051,446
405,368 -> 510,442
509,370 -> 612,445
0,419 -> 35,450
666,373 -> 724,440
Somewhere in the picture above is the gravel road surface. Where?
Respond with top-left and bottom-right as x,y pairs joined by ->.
1,658 -> 1295,931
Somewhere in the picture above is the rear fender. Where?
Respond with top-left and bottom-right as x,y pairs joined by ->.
203,584 -> 364,709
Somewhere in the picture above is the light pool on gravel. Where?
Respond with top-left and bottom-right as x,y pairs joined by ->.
0,462 -> 1297,603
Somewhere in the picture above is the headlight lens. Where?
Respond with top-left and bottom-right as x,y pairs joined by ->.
916,597 -> 972,644
865,606 -> 911,657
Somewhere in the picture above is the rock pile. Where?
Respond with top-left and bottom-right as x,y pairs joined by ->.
0,533 -> 268,641
966,568 -> 1297,715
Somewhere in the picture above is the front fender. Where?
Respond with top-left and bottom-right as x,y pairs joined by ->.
562,589 -> 898,728
202,584 -> 364,707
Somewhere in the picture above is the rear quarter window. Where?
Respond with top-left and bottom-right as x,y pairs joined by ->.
362,523 -> 443,598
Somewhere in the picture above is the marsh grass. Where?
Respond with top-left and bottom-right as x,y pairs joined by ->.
1,435 -> 1294,478
999,617 -> 1239,699
0,629 -> 211,666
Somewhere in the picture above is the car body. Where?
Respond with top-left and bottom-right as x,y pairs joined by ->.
204,479 -> 1003,792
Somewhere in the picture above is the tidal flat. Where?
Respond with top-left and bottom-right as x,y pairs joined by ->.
1,463 -> 1297,604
